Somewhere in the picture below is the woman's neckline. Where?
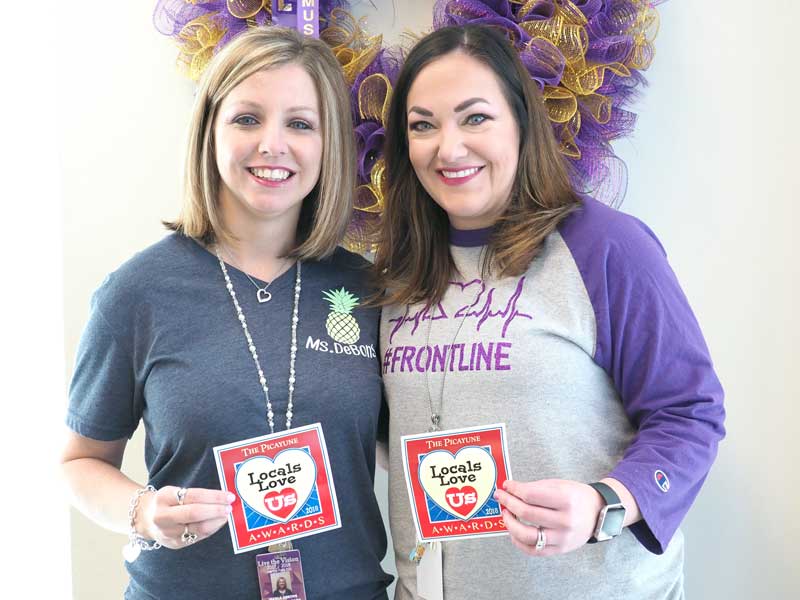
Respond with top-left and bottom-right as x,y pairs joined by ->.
448,223 -> 494,247
184,234 -> 297,287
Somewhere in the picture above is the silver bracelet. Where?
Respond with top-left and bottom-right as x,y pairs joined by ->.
123,485 -> 161,563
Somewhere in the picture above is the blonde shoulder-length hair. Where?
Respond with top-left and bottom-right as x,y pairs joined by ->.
165,26 -> 355,260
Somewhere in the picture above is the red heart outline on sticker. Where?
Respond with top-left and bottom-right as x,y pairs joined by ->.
235,449 -> 316,523
418,446 -> 496,520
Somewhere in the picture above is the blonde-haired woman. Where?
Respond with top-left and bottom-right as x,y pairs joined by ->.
61,27 -> 391,599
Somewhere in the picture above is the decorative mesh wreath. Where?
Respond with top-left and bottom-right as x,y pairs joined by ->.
154,0 -> 665,251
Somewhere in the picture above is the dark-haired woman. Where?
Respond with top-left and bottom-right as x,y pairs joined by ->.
374,25 -> 725,599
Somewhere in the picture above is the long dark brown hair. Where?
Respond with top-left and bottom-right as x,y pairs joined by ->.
372,25 -> 580,307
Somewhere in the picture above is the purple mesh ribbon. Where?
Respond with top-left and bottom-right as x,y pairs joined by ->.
153,1 -> 343,44
349,49 -> 403,240
351,50 -> 401,180
431,0 -> 667,206
153,0 -> 270,50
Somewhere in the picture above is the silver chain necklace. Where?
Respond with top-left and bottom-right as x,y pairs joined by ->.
423,299 -> 472,432
243,257 -> 290,303
215,248 -> 301,434
424,251 -> 487,431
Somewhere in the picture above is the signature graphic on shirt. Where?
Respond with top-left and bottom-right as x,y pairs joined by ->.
387,277 -> 532,344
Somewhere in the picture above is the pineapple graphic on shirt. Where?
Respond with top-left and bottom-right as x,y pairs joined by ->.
322,288 -> 361,344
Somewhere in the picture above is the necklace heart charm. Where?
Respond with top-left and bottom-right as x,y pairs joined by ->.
257,289 -> 272,303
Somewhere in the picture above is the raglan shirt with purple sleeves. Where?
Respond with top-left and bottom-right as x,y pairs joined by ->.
380,197 -> 725,600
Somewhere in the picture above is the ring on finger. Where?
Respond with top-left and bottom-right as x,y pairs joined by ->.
176,487 -> 188,506
181,525 -> 198,545
535,527 -> 547,551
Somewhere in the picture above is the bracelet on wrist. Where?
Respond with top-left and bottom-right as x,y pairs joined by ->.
123,484 -> 161,563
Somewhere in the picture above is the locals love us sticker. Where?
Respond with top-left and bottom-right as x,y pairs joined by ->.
234,449 -> 316,522
401,424 -> 512,542
214,423 -> 341,554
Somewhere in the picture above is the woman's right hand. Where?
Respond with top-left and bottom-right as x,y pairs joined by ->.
137,486 -> 235,549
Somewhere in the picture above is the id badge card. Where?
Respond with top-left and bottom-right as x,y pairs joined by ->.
213,423 -> 341,554
256,549 -> 307,599
401,423 -> 512,542
417,541 -> 443,600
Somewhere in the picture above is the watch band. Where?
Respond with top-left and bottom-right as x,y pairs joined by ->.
587,482 -> 625,543
589,481 -> 621,506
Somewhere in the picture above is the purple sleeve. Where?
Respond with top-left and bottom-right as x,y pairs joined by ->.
559,198 -> 725,554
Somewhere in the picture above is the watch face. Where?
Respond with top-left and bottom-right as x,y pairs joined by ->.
602,505 -> 626,538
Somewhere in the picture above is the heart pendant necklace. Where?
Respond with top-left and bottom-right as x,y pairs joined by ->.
241,255 -> 291,303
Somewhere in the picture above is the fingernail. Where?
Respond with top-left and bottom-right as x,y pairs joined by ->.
227,492 -> 236,503
226,504 -> 233,513
493,491 -> 500,500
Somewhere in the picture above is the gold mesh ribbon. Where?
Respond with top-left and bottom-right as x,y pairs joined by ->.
226,0 -> 266,19
516,0 -> 657,159
176,6 -> 382,85
176,2 -> 270,80
620,2 -> 660,70
176,12 -> 228,81
348,158 -> 386,253
321,9 -> 383,85
358,73 -> 392,129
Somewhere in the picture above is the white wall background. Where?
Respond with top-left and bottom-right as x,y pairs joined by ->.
1,1 -> 71,597
50,1 -> 798,598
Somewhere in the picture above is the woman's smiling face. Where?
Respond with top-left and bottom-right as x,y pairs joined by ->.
406,51 -> 521,230
213,63 -> 323,228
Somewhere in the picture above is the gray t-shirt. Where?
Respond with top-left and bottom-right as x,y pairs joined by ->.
68,233 -> 392,600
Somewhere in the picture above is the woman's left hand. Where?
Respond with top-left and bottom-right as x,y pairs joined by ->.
493,479 -> 604,556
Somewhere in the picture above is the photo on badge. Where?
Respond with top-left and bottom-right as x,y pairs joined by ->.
256,549 -> 307,599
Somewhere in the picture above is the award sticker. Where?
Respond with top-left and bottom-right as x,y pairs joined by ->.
401,424 -> 512,542
213,423 -> 341,554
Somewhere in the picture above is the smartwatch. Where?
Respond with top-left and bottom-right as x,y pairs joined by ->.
587,482 -> 626,543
